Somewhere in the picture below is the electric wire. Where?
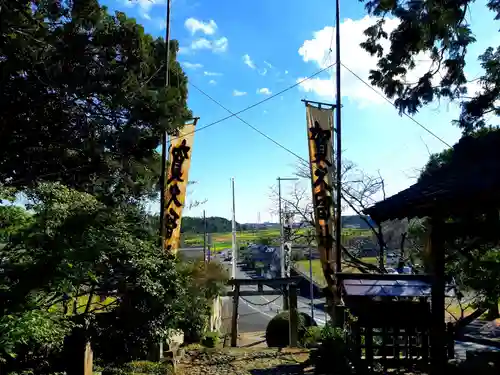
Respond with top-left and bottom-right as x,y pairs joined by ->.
169,62 -> 338,142
340,63 -> 452,148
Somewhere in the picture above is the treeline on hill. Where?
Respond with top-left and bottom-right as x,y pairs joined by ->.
181,216 -> 242,234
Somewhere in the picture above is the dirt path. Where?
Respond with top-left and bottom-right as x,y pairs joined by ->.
178,348 -> 312,375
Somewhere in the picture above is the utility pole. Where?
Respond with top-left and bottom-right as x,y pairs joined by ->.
277,177 -> 298,310
159,0 -> 172,251
203,209 -> 207,263
334,0 -> 342,272
231,177 -> 237,279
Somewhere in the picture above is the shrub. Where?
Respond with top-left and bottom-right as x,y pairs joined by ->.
301,326 -> 323,348
201,332 -> 220,348
265,311 -> 316,348
310,324 -> 350,374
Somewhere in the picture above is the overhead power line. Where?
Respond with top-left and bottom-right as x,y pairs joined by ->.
169,62 -> 338,142
340,63 -> 452,148
189,77 -> 381,206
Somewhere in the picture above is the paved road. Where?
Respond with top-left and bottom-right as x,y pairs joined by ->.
233,264 -> 328,332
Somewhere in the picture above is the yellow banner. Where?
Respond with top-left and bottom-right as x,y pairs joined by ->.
305,104 -> 336,275
163,120 -> 197,254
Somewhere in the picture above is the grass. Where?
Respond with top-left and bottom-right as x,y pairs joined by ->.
182,228 -> 371,252
296,258 -> 379,286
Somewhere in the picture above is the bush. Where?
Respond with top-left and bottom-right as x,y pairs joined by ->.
265,311 -> 316,348
310,324 -> 350,374
201,332 -> 220,348
301,326 -> 323,348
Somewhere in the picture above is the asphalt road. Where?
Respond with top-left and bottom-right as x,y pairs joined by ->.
178,248 -> 329,332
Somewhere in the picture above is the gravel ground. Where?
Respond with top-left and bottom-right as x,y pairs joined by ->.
178,348 -> 312,375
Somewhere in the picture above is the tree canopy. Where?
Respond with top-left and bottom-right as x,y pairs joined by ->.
1,0 -> 190,202
360,0 -> 500,133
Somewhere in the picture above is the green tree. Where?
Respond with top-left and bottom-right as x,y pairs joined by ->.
1,0 -> 190,202
360,0 -> 500,133
0,183 -> 188,371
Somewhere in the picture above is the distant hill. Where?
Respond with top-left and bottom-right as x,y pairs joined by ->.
181,216 -> 242,234
180,215 -> 374,234
341,215 -> 375,229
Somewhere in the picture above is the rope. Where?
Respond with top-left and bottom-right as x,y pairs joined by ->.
240,295 -> 281,307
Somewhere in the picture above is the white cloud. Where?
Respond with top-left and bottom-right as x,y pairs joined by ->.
233,90 -> 247,97
184,18 -> 218,35
258,68 -> 268,76
297,15 -> 441,107
257,88 -> 272,95
182,62 -> 203,69
204,71 -> 222,76
264,61 -> 273,69
209,79 -> 217,85
191,37 -> 228,53
142,13 -> 151,20
242,54 -> 256,69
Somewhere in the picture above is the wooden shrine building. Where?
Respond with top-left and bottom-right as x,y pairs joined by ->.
355,131 -> 500,374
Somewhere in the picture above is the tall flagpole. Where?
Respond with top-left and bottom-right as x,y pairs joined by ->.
159,0 -> 172,250
334,0 -> 342,272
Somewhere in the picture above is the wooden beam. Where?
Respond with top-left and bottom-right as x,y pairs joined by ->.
227,277 -> 300,286
289,285 -> 298,347
429,217 -> 446,375
336,272 -> 432,282
230,285 -> 240,347
226,290 -> 282,297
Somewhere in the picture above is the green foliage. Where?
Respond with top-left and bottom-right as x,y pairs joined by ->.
181,216 -> 242,234
1,0 -> 190,201
1,183 -> 189,368
360,0 -> 500,133
201,332 -> 220,348
175,260 -> 229,343
265,311 -> 316,348
301,326 -> 323,348
0,310 -> 73,367
309,324 -> 350,375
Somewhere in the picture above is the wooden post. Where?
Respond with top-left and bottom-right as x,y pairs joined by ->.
231,284 -> 240,347
429,217 -> 446,374
289,285 -> 298,347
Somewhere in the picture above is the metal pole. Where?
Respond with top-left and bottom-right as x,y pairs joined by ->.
334,0 -> 342,273
278,178 -> 284,279
309,246 -> 315,321
203,209 -> 207,263
159,0 -> 172,251
231,178 -> 237,279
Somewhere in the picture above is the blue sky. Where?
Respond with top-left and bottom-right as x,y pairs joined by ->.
102,0 -> 499,223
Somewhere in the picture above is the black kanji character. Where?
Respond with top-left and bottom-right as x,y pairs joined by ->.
309,121 -> 332,165
167,183 -> 182,208
167,139 -> 190,184
314,191 -> 333,222
164,208 -> 180,239
313,166 -> 332,191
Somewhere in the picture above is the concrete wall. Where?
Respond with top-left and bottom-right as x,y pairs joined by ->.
208,295 -> 232,334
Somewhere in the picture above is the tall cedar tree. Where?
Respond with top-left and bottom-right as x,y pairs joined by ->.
0,0 -> 191,203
